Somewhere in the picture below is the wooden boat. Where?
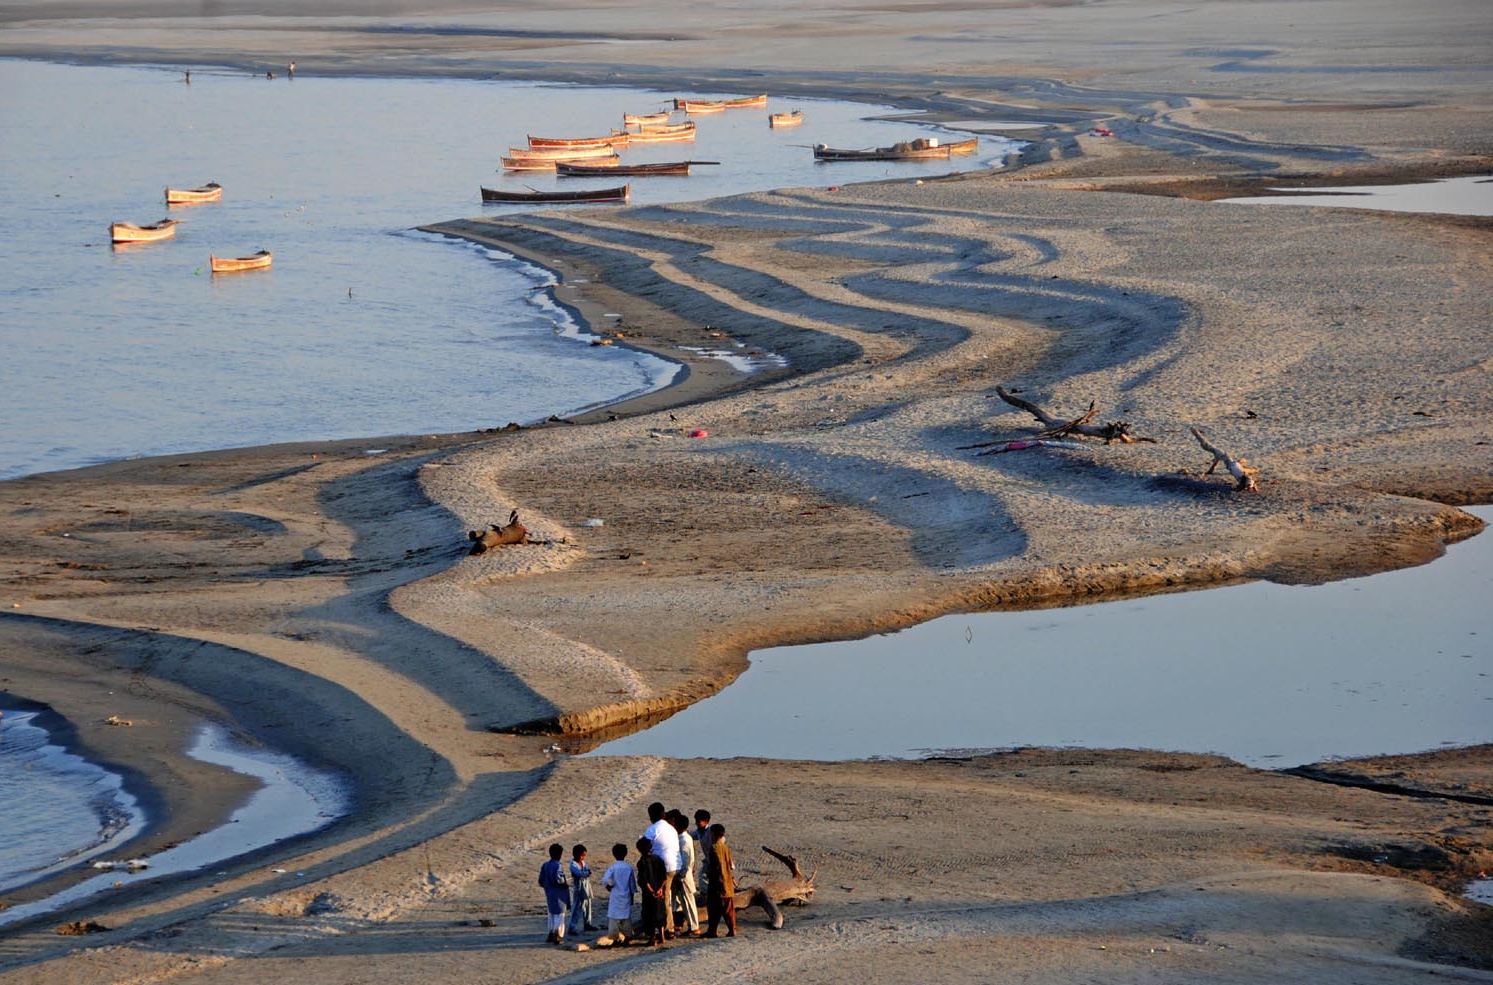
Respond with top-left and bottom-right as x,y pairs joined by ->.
480,184 -> 630,204
813,138 -> 952,162
507,144 -> 619,160
558,160 -> 693,177
164,182 -> 222,205
528,133 -> 630,149
768,110 -> 803,128
622,111 -> 671,126
501,153 -> 621,172
945,136 -> 979,155
209,249 -> 272,273
624,123 -> 697,144
674,94 -> 767,112
674,98 -> 725,114
110,218 -> 179,244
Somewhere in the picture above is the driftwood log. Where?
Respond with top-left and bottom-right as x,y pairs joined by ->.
992,386 -> 1155,444
732,846 -> 816,929
1190,427 -> 1261,491
467,510 -> 529,554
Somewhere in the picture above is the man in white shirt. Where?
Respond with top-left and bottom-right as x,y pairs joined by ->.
643,801 -> 681,935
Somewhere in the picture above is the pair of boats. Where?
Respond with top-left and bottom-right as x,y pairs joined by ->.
112,181 -> 223,242
114,181 -> 272,272
812,136 -> 979,162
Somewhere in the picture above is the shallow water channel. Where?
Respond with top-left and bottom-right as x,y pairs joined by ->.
594,507 -> 1492,768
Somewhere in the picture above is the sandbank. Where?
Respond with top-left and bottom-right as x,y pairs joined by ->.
1,0 -> 1491,981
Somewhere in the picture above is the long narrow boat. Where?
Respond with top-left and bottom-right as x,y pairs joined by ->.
674,93 -> 767,112
480,184 -> 630,204
110,218 -> 179,244
528,133 -> 630,149
768,110 -> 803,128
501,153 -> 622,172
624,123 -> 697,144
622,111 -> 671,127
637,120 -> 696,134
813,138 -> 952,162
164,182 -> 222,205
507,144 -> 619,160
557,161 -> 693,177
209,249 -> 272,273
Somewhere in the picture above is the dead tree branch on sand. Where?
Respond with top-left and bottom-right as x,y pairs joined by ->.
991,386 -> 1156,444
467,509 -> 528,554
1190,427 -> 1260,491
733,846 -> 817,929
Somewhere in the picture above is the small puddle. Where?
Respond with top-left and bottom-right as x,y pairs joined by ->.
1219,175 -> 1493,215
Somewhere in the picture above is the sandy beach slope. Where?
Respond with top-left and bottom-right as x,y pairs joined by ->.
0,0 -> 1490,981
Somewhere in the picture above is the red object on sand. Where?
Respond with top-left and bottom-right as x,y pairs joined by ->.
689,428 -> 709,438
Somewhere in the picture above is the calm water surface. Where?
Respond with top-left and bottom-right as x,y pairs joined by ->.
595,507 -> 1493,767
1219,175 -> 1493,215
0,59 -> 1015,480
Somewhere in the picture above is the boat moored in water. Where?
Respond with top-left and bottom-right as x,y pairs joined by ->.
557,160 -> 698,177
164,182 -> 222,205
209,249 -> 272,273
480,184 -> 630,204
501,153 -> 622,172
110,218 -> 179,244
813,138 -> 953,161
768,110 -> 804,128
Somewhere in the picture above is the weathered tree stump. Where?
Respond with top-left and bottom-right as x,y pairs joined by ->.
467,509 -> 529,554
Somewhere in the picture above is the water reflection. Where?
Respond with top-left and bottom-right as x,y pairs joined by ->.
592,508 -> 1492,767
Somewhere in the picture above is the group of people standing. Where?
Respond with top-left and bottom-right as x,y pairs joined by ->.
537,801 -> 739,946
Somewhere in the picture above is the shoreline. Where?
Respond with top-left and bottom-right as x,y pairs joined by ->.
1,2 -> 1491,979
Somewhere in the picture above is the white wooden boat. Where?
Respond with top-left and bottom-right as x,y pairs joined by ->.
110,219 -> 179,244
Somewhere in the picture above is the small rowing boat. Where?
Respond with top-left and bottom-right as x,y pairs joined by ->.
480,184 -> 630,204
558,160 -> 694,177
675,94 -> 767,112
501,153 -> 621,172
813,138 -> 952,162
768,110 -> 803,128
622,111 -> 671,127
110,218 -> 179,244
723,93 -> 768,109
507,144 -> 619,160
209,249 -> 272,273
528,133 -> 630,149
164,182 -> 222,205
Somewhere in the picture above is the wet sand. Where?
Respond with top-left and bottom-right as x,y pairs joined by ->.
1,0 -> 1491,980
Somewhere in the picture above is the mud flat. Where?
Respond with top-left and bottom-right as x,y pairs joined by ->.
0,0 -> 1491,981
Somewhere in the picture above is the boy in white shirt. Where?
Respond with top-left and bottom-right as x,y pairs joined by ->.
600,842 -> 637,944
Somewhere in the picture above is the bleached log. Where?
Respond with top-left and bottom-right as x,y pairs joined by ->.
467,509 -> 529,553
1190,427 -> 1260,491
732,846 -> 816,928
994,386 -> 1154,444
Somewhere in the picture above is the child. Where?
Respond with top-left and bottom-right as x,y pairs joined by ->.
567,843 -> 598,936
537,842 -> 571,944
600,842 -> 637,944
705,823 -> 737,938
636,836 -> 668,946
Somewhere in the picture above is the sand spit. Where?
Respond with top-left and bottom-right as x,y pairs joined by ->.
2,0 -> 1492,981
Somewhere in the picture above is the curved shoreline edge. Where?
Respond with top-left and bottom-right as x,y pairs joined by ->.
0,2 -> 1491,979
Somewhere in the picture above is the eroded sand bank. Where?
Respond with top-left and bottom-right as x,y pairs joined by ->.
0,0 -> 1490,980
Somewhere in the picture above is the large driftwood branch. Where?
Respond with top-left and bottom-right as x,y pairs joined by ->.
994,386 -> 1155,444
732,846 -> 816,929
1190,427 -> 1260,491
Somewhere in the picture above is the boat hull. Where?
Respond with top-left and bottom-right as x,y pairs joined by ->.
110,219 -> 179,243
557,161 -> 690,177
769,111 -> 803,128
528,133 -> 630,149
164,182 -> 222,205
501,153 -> 622,171
209,249 -> 272,273
480,184 -> 630,204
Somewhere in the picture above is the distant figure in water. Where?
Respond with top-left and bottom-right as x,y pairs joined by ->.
287,61 -> 296,78
266,70 -> 275,79
183,70 -> 191,84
